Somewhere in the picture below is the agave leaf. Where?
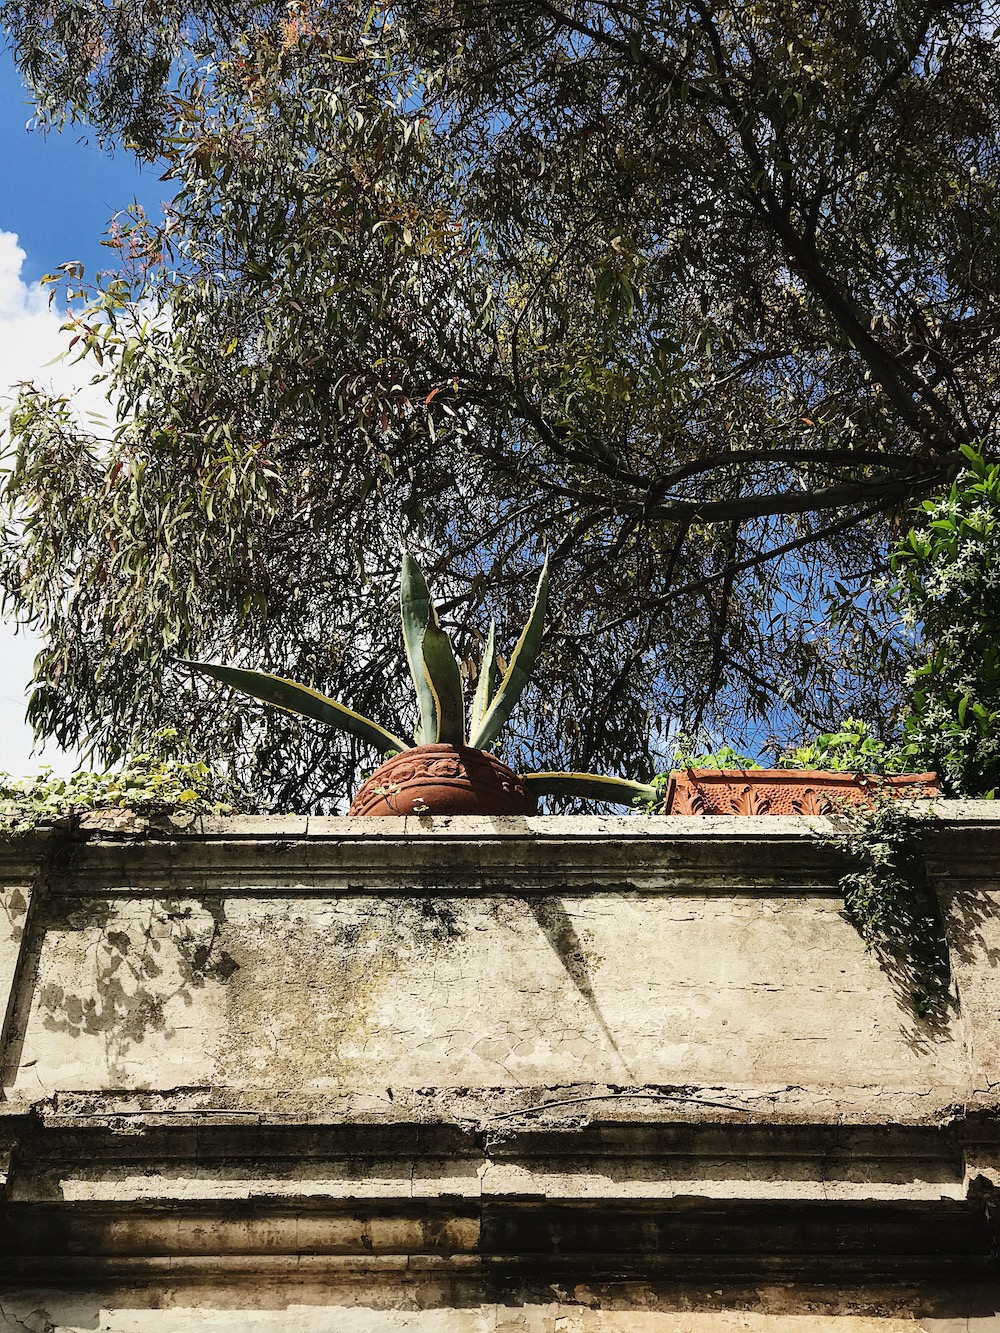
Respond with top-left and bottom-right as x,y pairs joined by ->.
469,557 -> 549,750
182,661 -> 409,753
470,618 -> 498,736
421,610 -> 466,745
400,550 -> 437,745
521,772 -> 658,808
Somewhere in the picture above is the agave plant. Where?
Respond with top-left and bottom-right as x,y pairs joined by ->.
183,551 -> 656,809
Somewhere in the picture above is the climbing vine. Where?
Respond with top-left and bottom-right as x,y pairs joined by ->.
822,798 -> 950,1021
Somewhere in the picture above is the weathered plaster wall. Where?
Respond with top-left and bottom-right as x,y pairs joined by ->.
0,812 -> 979,1110
5,889 -> 969,1102
0,809 -> 998,1330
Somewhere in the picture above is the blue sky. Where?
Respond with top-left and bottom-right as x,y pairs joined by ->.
0,53 -> 164,773
1,57 -> 162,283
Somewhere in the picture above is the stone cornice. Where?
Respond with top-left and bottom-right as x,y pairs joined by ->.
0,803 -> 990,896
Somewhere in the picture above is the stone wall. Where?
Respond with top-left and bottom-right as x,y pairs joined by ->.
0,809 -> 998,1330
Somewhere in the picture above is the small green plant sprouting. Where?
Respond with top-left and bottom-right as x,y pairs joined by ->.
630,737 -> 763,811
777,718 -> 915,774
632,773 -> 670,812
183,550 -> 657,809
634,720 -> 924,806
0,729 -> 252,834
670,738 -> 763,771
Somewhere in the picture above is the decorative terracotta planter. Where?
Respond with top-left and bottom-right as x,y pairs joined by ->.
349,744 -> 537,817
663,768 -> 940,816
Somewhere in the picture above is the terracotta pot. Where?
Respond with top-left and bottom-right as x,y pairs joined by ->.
349,744 -> 538,817
663,768 -> 940,816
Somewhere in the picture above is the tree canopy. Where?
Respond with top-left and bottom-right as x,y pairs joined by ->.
2,0 -> 999,806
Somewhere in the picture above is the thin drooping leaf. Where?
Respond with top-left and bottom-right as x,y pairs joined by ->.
182,661 -> 408,754
469,557 -> 549,750
400,550 -> 437,745
470,618 -> 498,736
421,611 -> 466,745
521,771 -> 658,808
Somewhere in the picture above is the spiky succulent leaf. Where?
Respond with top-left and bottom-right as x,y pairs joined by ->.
470,618 -> 498,736
182,661 -> 408,754
521,772 -> 658,808
400,550 -> 437,745
421,611 -> 466,745
469,557 -> 549,750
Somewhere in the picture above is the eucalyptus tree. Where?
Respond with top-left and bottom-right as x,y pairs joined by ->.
2,0 -> 999,805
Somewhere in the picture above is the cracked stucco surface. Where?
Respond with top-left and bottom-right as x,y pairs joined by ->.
6,892 -> 969,1101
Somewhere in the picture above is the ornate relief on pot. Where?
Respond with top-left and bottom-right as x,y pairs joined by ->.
665,769 -> 939,816
789,788 -> 833,816
729,784 -> 772,816
666,781 -> 707,816
349,744 -> 537,817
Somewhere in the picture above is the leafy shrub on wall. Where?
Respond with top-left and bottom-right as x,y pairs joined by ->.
0,730 -> 253,832
778,718 -> 917,775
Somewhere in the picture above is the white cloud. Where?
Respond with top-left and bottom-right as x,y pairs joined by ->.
0,229 -> 113,425
0,626 -> 62,777
0,230 -> 111,774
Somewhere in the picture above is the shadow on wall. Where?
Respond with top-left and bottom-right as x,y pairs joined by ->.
1,888 -> 29,947
2,896 -> 240,1087
863,880 -> 956,1048
1,893 -> 473,1091
1,889 -> 628,1090
1,876 -> 993,1092
861,872 -> 1000,1052
525,895 -> 635,1081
